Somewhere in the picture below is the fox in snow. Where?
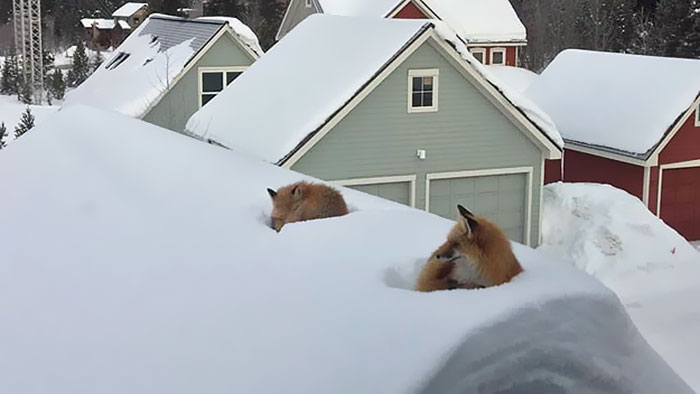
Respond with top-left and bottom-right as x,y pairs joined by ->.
267,181 -> 349,232
415,205 -> 523,292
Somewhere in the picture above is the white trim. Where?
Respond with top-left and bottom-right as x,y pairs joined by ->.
305,0 -> 312,7
469,48 -> 486,64
695,102 -> 700,127
466,42 -> 527,48
489,47 -> 506,65
137,26 -> 258,120
648,95 -> 700,165
387,0 -> 437,18
407,68 -> 439,113
197,66 -> 248,108
332,175 -> 417,207
656,159 -> 700,217
425,166 -> 534,246
539,158 -> 544,245
565,142 -> 652,167
643,166 -> 650,207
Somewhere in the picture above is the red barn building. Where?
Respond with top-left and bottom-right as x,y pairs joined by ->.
527,49 -> 700,240
276,0 -> 527,67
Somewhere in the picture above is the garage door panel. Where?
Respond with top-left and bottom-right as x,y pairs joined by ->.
350,181 -> 410,206
429,172 -> 528,243
661,167 -> 700,241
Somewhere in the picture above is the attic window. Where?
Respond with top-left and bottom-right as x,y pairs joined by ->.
470,48 -> 486,64
198,66 -> 248,107
490,48 -> 506,65
695,102 -> 700,127
104,52 -> 130,70
408,69 -> 439,113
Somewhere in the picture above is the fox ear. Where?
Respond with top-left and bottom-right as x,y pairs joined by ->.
292,184 -> 303,200
267,188 -> 277,199
457,205 -> 478,236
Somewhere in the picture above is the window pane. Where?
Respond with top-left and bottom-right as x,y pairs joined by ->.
202,72 -> 223,92
492,51 -> 505,65
412,92 -> 422,107
472,52 -> 484,63
423,92 -> 433,107
226,71 -> 242,85
412,76 -> 422,92
423,76 -> 433,91
202,94 -> 217,106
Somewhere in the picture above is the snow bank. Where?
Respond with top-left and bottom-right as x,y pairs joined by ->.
0,95 -> 59,145
0,107 -> 691,393
526,49 -> 700,156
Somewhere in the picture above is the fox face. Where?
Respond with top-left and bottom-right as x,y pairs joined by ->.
267,184 -> 304,232
433,205 -> 480,265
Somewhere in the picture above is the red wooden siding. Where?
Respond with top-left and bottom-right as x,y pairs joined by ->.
563,149 -> 645,200
470,47 -> 518,66
658,108 -> 700,165
660,167 -> 700,240
544,159 -> 562,184
393,1 -> 428,19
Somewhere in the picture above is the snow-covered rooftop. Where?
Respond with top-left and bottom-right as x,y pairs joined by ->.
80,18 -> 115,29
186,15 -> 560,164
0,105 -> 692,393
112,2 -> 147,18
316,0 -> 526,43
65,14 -> 261,118
117,20 -> 131,30
525,49 -> 700,157
487,65 -> 538,94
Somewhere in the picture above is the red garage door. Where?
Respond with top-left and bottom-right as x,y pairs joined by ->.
661,166 -> 700,241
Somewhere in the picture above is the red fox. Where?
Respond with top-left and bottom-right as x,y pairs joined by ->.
267,181 -> 349,232
415,205 -> 523,292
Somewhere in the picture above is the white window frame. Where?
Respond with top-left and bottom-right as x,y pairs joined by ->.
424,166 -> 534,246
407,69 -> 439,114
198,66 -> 248,108
695,102 -> 700,127
332,175 -> 417,207
470,48 -> 486,64
490,47 -> 507,66
305,0 -> 313,8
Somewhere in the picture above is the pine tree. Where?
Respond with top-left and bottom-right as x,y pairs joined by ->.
205,0 -> 244,17
14,107 -> 36,138
18,78 -> 33,104
652,0 -> 693,56
47,68 -> 66,101
0,122 -> 7,149
70,40 -> 90,87
0,48 -> 20,95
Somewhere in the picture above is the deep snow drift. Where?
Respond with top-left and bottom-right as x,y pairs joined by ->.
540,182 -> 700,391
0,106 -> 692,393
0,95 -> 59,146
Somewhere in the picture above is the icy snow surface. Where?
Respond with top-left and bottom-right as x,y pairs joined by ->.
112,2 -> 147,18
0,106 -> 692,393
487,65 -> 538,94
539,182 -> 700,391
187,16 -> 561,163
526,49 -> 700,156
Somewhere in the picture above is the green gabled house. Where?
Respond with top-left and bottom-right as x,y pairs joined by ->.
186,15 -> 562,246
65,14 -> 262,132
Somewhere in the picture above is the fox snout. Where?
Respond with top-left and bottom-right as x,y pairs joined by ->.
271,218 -> 284,232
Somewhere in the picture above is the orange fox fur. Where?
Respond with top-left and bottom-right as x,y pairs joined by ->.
267,181 -> 349,232
415,205 -> 523,292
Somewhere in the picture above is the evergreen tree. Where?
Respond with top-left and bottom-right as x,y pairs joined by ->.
651,0 -> 693,56
1,48 -> 20,95
92,51 -> 105,71
14,107 -> 35,137
14,107 -> 36,138
18,78 -> 33,104
0,122 -> 7,149
70,40 -> 91,87
47,68 -> 66,101
205,0 -> 244,17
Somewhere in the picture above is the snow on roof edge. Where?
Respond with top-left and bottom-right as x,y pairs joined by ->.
197,16 -> 264,57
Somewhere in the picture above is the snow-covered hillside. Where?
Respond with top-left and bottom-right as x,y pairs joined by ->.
540,182 -> 700,390
0,95 -> 60,144
0,106 -> 692,393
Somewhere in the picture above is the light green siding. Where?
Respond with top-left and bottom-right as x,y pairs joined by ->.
278,0 -> 319,40
291,40 -> 545,245
142,32 -> 256,132
350,182 -> 411,206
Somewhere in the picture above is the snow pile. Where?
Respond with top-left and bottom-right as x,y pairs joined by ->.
526,49 -> 700,155
539,182 -> 700,391
424,0 -> 526,43
197,16 -> 264,56
0,106 -> 691,393
487,65 -> 538,94
434,23 -> 563,148
64,23 -> 197,117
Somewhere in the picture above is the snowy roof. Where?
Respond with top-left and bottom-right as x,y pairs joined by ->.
65,14 -> 261,118
80,18 -> 115,29
487,65 -> 538,94
117,20 -> 131,30
316,0 -> 526,43
0,105 -> 692,394
186,15 -> 560,164
525,49 -> 700,158
112,2 -> 147,18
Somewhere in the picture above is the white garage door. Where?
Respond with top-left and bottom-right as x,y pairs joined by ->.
427,171 -> 529,243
